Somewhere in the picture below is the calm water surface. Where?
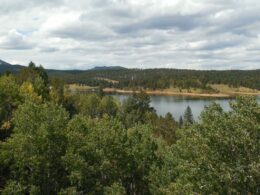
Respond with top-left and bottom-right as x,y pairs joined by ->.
110,94 -> 260,121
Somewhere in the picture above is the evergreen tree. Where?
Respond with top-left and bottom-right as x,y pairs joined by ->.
183,106 -> 194,125
165,112 -> 174,121
179,116 -> 183,127
97,86 -> 104,98
121,91 -> 155,127
17,62 -> 49,99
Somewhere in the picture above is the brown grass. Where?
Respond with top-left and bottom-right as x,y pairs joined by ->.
103,86 -> 260,98
67,84 -> 260,97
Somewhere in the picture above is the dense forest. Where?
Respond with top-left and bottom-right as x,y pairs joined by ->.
0,62 -> 259,194
48,68 -> 260,91
1,59 -> 260,91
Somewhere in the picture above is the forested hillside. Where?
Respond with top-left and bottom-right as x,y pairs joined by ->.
48,68 -> 260,91
1,60 -> 260,90
0,60 -> 24,73
0,62 -> 259,194
45,68 -> 260,92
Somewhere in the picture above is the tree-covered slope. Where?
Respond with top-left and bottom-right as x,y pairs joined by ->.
0,60 -> 24,73
49,68 -> 260,90
1,59 -> 259,90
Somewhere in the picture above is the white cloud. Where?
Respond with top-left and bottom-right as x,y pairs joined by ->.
0,0 -> 259,69
0,29 -> 34,50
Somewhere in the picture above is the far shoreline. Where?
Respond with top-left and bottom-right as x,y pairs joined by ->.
103,88 -> 260,98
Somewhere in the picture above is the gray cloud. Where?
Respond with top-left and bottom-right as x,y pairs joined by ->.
50,23 -> 115,41
115,13 -> 204,34
0,29 -> 34,50
0,0 -> 64,14
0,0 -> 259,69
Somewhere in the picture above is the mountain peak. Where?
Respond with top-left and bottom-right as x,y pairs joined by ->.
0,59 -> 24,73
0,59 -> 11,66
91,66 -> 126,70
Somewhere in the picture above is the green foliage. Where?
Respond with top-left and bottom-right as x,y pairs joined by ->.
74,94 -> 119,119
48,68 -> 260,90
104,182 -> 126,195
100,96 -> 119,117
16,62 -> 49,100
1,62 -> 259,194
0,101 -> 69,194
179,116 -> 183,127
33,76 -> 48,100
120,91 -> 155,127
18,62 -> 48,86
75,94 -> 101,118
49,77 -> 65,105
153,112 -> 178,144
1,180 -> 27,195
58,187 -> 78,195
63,116 -> 126,194
63,115 -> 164,194
183,105 -> 194,126
0,75 -> 21,139
151,96 -> 260,194
20,81 -> 43,103
123,124 -> 162,194
97,86 -> 105,98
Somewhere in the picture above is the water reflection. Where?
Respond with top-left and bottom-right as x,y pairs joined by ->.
110,94 -> 236,121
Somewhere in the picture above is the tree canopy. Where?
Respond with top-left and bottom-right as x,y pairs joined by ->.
0,62 -> 259,194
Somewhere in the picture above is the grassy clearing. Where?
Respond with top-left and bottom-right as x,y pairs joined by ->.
68,83 -> 260,97
67,84 -> 97,93
166,87 -> 213,94
210,84 -> 259,94
95,77 -> 119,84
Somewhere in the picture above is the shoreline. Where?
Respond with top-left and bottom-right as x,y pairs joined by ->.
103,88 -> 260,98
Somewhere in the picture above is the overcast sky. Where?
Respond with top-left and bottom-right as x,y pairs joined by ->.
0,0 -> 260,70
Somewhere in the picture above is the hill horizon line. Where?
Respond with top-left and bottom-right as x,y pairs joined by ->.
0,59 -> 259,72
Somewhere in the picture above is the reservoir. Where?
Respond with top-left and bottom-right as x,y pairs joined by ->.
110,94 -> 259,121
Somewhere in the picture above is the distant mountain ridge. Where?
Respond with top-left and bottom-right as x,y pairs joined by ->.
0,59 -> 126,74
1,59 -> 259,90
0,59 -> 10,66
0,59 -> 24,73
91,66 -> 126,70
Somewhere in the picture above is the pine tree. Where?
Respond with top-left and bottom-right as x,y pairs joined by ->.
183,106 -> 194,125
179,116 -> 183,127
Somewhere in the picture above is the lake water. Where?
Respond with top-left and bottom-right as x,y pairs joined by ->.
110,94 -> 259,121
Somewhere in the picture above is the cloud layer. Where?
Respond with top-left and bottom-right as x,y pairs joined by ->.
0,0 -> 260,69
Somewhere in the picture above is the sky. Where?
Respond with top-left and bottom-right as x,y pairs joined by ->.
0,0 -> 260,70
